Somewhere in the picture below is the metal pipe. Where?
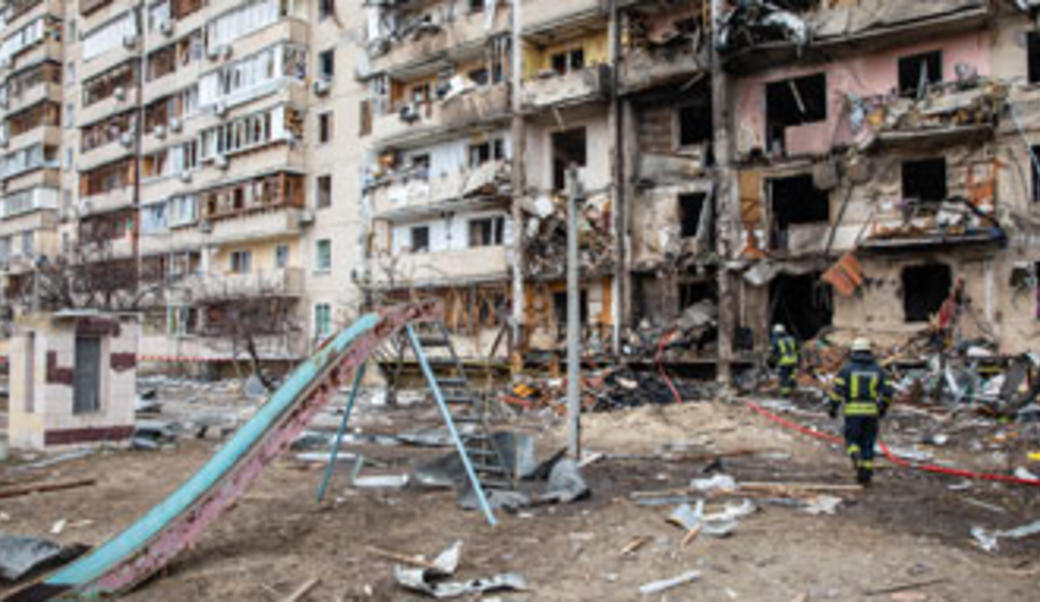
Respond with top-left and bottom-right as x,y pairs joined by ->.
316,363 -> 367,502
566,165 -> 583,460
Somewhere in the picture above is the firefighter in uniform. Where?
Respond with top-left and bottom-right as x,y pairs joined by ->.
828,337 -> 893,484
770,324 -> 799,397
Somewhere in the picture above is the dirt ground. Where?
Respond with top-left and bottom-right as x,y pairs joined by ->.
2,389 -> 1039,601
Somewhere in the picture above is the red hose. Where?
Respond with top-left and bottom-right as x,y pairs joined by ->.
745,400 -> 1040,487
656,329 -> 683,405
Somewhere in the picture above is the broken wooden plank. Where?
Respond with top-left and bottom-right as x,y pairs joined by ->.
283,578 -> 321,602
680,524 -> 703,549
619,535 -> 651,556
367,546 -> 438,570
863,578 -> 950,597
0,478 -> 96,500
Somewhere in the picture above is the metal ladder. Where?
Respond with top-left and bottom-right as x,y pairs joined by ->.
404,321 -> 514,493
318,320 -> 510,526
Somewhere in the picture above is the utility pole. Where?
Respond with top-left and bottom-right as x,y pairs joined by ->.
510,0 -> 526,362
711,0 -> 734,387
566,165 -> 583,460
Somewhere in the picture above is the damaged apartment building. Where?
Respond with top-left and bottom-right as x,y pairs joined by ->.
358,0 -> 1040,374
4,0 -> 1040,379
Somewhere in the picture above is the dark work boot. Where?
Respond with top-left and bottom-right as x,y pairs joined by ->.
856,467 -> 872,485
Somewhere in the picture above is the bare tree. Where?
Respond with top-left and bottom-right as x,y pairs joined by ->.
14,221 -> 159,313
190,277 -> 303,392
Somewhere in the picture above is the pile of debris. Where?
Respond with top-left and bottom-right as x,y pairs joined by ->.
623,299 -> 719,359
521,193 -> 614,278
506,365 -> 712,414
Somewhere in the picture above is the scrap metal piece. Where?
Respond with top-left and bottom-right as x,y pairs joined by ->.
540,459 -> 590,503
638,570 -> 701,595
0,537 -> 62,582
393,566 -> 528,599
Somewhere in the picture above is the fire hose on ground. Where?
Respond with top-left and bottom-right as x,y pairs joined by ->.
744,400 -> 1040,487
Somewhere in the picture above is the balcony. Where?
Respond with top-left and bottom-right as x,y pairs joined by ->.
5,0 -> 63,31
371,246 -> 510,288
142,60 -> 205,105
720,0 -> 990,75
82,42 -> 142,83
79,138 -> 136,172
846,81 -> 1007,153
207,207 -> 306,246
372,83 -> 511,148
618,46 -> 708,96
80,87 -> 141,128
4,82 -> 63,117
79,186 -> 133,217
198,268 -> 305,298
369,160 -> 511,219
368,6 -> 511,77
139,227 -> 203,257
523,0 -> 606,34
9,38 -> 62,71
0,186 -> 59,220
520,64 -> 610,113
6,124 -> 61,153
0,204 -> 58,238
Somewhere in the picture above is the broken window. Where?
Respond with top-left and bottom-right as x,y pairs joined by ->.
469,216 -> 505,247
678,102 -> 712,148
1030,33 -> 1040,84
314,303 -> 331,337
552,128 -> 587,191
469,0 -> 486,12
764,73 -> 826,155
319,0 -> 334,20
678,280 -> 713,310
410,225 -> 430,253
902,264 -> 951,323
553,290 -> 588,339
770,273 -> 832,341
679,193 -> 706,238
898,50 -> 942,98
902,158 -> 947,203
769,174 -> 829,250
274,244 -> 289,269
468,68 -> 489,86
468,138 -> 504,167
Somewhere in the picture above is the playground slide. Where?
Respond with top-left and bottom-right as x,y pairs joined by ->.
7,303 -> 436,602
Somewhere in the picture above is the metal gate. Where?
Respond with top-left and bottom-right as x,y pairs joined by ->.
73,336 -> 101,414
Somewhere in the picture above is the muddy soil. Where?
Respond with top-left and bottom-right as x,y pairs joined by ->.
1,393 -> 1038,601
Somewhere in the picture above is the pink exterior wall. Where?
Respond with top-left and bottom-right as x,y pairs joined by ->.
732,31 -> 991,157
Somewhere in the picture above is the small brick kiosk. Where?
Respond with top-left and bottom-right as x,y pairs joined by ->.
8,311 -> 138,450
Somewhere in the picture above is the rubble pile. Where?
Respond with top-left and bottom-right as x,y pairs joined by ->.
522,193 -> 614,278
623,299 -> 719,359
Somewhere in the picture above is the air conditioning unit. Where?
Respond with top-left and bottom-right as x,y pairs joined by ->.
119,131 -> 134,147
206,45 -> 222,61
79,199 -> 93,215
399,103 -> 420,123
159,20 -> 174,37
0,97 -> 7,109
312,79 -> 331,96
199,219 -> 212,233
213,101 -> 227,117
222,45 -> 233,60
0,58 -> 11,70
169,117 -> 182,133
180,170 -> 192,183
299,209 -> 315,225
114,86 -> 127,101
0,138 -> 8,149
213,155 -> 228,170
122,34 -> 138,49
153,124 -> 166,139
